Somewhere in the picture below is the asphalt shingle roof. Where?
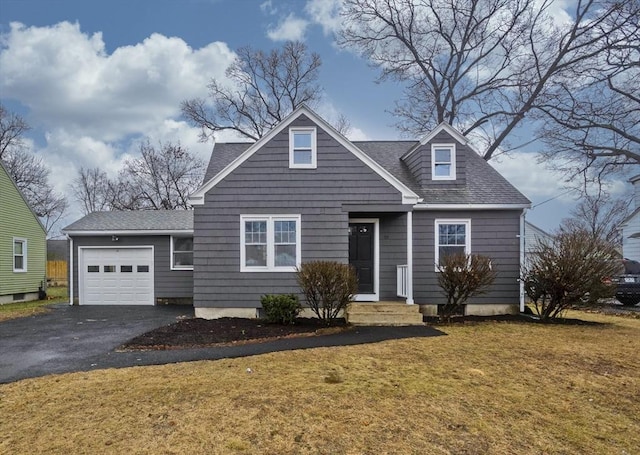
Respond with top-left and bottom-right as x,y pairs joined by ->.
206,140 -> 530,206
63,210 -> 194,232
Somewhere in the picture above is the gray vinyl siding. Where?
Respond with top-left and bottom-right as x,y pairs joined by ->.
70,235 -> 193,302
412,210 -> 522,305
379,214 -> 407,300
194,115 -> 407,308
404,130 -> 467,188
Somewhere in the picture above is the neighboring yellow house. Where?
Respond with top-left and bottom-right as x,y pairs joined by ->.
0,160 -> 47,304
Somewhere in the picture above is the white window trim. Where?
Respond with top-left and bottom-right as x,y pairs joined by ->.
240,215 -> 302,272
13,237 -> 27,273
289,127 -> 317,169
170,235 -> 194,271
431,143 -> 456,180
434,219 -> 471,271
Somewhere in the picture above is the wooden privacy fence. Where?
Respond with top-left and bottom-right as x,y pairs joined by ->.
47,260 -> 68,286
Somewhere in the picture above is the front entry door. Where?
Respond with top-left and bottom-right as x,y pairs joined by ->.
349,223 -> 374,294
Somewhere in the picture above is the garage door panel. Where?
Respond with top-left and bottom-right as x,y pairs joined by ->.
80,248 -> 154,305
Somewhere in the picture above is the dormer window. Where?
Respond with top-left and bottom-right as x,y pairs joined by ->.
432,144 -> 456,180
289,127 -> 317,169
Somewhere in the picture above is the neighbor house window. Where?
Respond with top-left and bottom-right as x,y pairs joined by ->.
435,219 -> 471,270
432,144 -> 456,180
13,238 -> 27,272
241,215 -> 301,272
289,127 -> 317,168
171,236 -> 194,270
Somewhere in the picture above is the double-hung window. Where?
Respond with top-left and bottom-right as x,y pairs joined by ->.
289,127 -> 317,168
432,144 -> 456,180
13,238 -> 27,272
171,236 -> 194,270
435,219 -> 470,270
241,215 -> 301,272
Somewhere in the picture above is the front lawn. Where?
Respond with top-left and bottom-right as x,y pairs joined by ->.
0,286 -> 67,321
1,310 -> 638,454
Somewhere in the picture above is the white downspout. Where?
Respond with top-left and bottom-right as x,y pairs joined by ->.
68,235 -> 74,305
519,209 -> 527,313
406,211 -> 414,304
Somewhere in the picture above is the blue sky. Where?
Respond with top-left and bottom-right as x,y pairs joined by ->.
0,0 -> 591,234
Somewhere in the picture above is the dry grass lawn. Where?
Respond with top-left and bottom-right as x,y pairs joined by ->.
0,286 -> 67,321
1,311 -> 638,454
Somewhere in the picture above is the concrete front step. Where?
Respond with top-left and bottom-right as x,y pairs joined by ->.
347,302 -> 424,326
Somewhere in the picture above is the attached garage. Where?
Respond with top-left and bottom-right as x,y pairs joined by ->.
63,211 -> 194,306
79,247 -> 154,305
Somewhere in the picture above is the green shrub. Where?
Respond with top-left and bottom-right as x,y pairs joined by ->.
296,261 -> 358,324
436,253 -> 497,321
260,294 -> 301,325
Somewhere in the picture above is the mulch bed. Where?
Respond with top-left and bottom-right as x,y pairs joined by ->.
120,312 -> 610,351
424,313 -> 605,326
120,317 -> 350,351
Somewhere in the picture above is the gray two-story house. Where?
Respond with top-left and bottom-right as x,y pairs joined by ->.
188,105 -> 531,319
64,105 -> 530,318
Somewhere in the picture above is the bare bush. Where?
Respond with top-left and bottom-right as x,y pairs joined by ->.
436,253 -> 497,321
523,229 -> 620,321
296,261 -> 358,324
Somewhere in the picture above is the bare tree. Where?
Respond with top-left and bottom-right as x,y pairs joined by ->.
182,41 -> 322,141
70,167 -> 114,215
115,141 -> 205,210
339,0 -> 639,163
0,104 -> 30,159
560,191 -> 631,247
538,7 -> 640,181
0,104 -> 67,234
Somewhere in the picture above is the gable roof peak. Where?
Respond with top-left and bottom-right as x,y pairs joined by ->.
189,104 -> 422,206
401,122 -> 469,160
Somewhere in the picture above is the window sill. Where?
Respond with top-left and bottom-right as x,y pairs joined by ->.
240,267 -> 298,273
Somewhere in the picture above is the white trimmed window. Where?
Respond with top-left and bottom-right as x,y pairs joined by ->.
289,127 -> 317,168
171,236 -> 193,270
241,215 -> 301,272
435,219 -> 471,270
13,238 -> 27,272
432,144 -> 456,180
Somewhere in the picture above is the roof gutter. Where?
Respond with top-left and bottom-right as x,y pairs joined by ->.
62,229 -> 193,236
413,203 -> 531,210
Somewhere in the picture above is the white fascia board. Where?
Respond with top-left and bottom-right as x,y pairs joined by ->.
414,203 -> 531,210
62,229 -> 193,236
402,122 -> 469,161
188,104 -> 421,206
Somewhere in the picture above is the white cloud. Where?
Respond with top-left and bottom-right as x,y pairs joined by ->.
267,13 -> 309,42
0,21 -> 241,227
0,21 -> 236,142
260,0 -> 277,15
305,0 -> 343,35
490,151 -> 573,202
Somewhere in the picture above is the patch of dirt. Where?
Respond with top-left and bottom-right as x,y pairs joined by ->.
120,317 -> 350,351
571,301 -> 640,318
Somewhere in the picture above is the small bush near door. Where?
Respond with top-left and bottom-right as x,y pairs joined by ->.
260,294 -> 302,325
296,261 -> 358,324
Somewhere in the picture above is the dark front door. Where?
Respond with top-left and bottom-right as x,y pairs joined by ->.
349,223 -> 374,294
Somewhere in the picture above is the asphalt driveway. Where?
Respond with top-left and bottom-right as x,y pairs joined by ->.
0,304 -> 191,383
0,304 -> 444,384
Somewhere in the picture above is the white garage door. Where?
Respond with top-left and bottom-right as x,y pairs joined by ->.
80,247 -> 154,305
